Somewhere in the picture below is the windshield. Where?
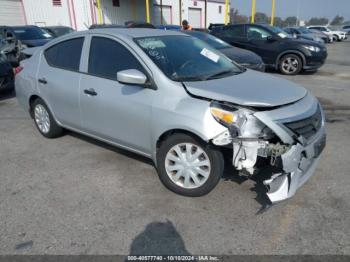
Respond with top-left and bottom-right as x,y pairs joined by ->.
135,35 -> 243,82
269,26 -> 290,38
187,32 -> 231,50
13,27 -> 52,40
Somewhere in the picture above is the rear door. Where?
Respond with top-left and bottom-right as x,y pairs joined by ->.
37,37 -> 84,129
79,35 -> 155,154
214,25 -> 247,48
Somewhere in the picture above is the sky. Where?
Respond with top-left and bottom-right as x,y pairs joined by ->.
231,0 -> 350,21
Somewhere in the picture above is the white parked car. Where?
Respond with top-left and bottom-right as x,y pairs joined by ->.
342,25 -> 350,35
307,26 -> 347,41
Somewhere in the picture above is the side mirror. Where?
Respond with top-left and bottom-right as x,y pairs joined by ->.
117,69 -> 148,86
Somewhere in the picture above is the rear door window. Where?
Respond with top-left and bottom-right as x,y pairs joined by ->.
44,37 -> 84,71
222,25 -> 246,38
88,36 -> 144,80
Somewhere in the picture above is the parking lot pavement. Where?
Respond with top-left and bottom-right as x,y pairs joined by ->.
0,40 -> 349,256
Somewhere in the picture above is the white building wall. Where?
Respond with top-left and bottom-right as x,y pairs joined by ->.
153,0 -> 180,25
20,0 -> 227,30
153,0 -> 227,28
185,0 -> 226,28
22,0 -> 72,27
100,0 -> 146,25
71,0 -> 94,30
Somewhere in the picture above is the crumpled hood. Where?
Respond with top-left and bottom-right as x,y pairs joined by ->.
184,69 -> 307,107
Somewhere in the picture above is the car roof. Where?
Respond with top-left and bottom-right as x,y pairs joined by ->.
4,25 -> 40,29
42,26 -> 71,29
84,28 -> 185,38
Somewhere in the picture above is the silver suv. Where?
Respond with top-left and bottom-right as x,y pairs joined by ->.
15,29 -> 326,203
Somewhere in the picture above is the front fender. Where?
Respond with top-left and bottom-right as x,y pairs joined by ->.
150,97 -> 227,162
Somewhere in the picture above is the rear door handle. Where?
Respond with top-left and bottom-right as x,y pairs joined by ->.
38,78 -> 47,84
84,88 -> 97,96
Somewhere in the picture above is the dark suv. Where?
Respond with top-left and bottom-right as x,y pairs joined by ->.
211,24 -> 327,75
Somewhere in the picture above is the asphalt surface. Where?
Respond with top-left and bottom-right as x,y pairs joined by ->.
0,39 -> 349,255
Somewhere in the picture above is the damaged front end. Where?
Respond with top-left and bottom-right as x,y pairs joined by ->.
210,93 -> 326,203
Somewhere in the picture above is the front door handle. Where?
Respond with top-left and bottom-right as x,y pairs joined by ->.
38,78 -> 47,84
84,88 -> 97,96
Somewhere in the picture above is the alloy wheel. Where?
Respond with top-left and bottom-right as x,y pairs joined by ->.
281,57 -> 299,74
34,104 -> 51,134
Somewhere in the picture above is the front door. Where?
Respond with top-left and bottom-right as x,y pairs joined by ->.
79,36 -> 155,154
245,25 -> 279,65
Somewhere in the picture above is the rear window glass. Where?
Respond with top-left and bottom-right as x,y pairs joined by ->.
44,37 -> 84,71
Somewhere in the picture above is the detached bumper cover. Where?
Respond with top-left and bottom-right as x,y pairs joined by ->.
264,128 -> 326,203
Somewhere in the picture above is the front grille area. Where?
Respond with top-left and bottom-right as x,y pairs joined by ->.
283,106 -> 322,140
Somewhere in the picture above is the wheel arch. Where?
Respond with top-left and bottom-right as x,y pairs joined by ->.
156,128 -> 209,150
28,95 -> 60,126
28,94 -> 41,118
153,128 -> 212,164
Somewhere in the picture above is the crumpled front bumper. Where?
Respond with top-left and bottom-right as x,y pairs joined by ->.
231,93 -> 326,203
263,127 -> 326,203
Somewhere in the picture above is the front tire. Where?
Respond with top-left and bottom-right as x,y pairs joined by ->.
333,35 -> 341,42
32,98 -> 63,138
279,54 -> 302,75
156,133 -> 224,197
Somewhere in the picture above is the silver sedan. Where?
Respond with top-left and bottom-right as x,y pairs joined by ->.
15,29 -> 326,203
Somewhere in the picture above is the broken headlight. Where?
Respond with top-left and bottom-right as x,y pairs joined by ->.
210,102 -> 246,128
210,101 -> 276,140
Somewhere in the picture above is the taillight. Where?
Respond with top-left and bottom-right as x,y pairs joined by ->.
14,66 -> 23,75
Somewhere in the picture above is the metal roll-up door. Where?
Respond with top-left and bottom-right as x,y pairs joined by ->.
188,8 -> 201,28
154,5 -> 172,25
0,0 -> 26,25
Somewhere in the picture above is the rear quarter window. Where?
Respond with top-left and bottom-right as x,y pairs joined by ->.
44,37 -> 84,71
222,25 -> 245,38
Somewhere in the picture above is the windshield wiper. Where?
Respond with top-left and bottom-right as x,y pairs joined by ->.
171,75 -> 206,82
204,69 -> 240,80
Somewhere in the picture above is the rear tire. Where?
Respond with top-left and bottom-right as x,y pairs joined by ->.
32,98 -> 63,138
279,54 -> 302,75
156,133 -> 224,197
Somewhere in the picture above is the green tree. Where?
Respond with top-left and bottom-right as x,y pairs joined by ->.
254,12 -> 269,23
307,17 -> 329,25
273,17 -> 286,28
230,8 -> 249,24
330,15 -> 344,25
284,16 -> 298,26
